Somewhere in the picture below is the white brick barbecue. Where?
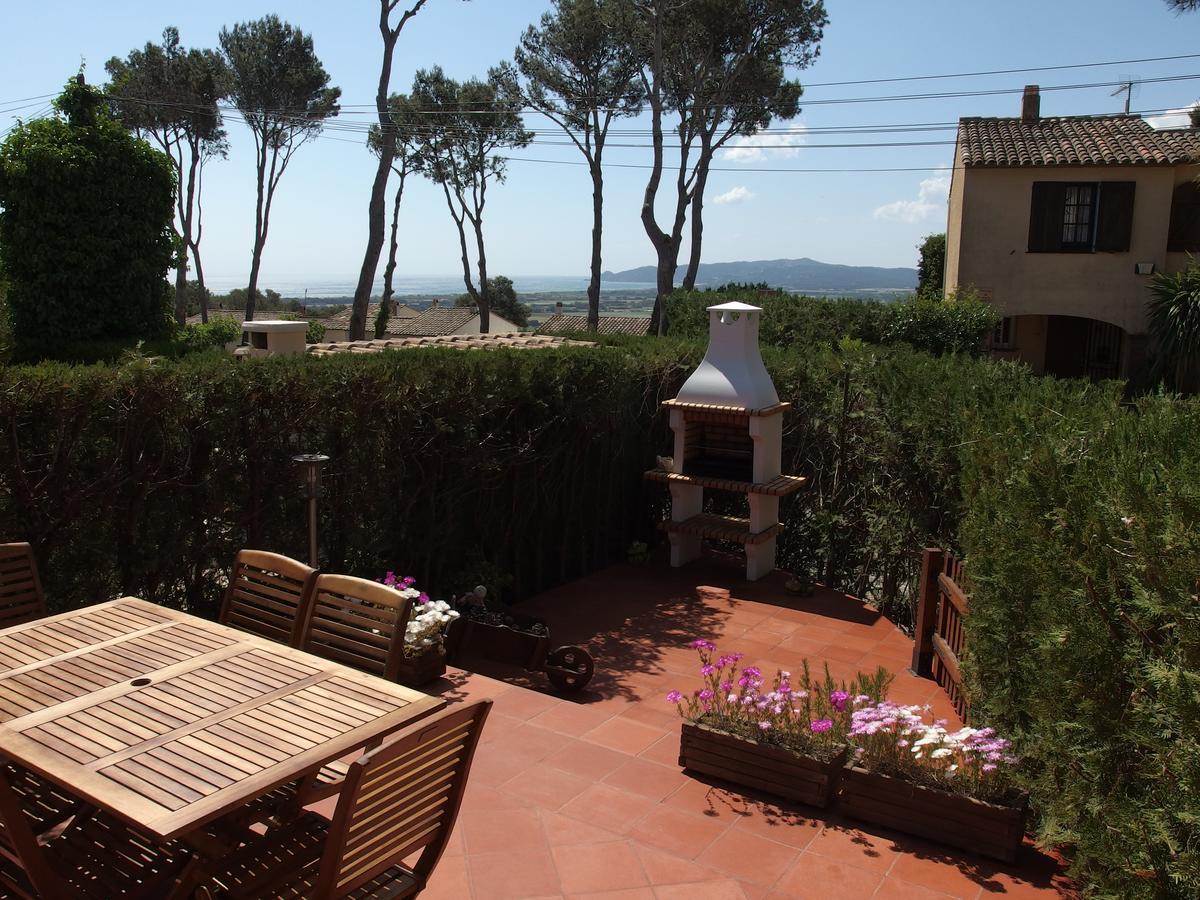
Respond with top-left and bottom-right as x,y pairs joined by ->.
645,302 -> 804,581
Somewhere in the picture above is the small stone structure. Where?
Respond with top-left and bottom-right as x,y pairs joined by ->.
234,320 -> 309,358
645,301 -> 804,580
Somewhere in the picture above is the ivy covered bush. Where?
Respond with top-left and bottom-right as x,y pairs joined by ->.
0,77 -> 175,357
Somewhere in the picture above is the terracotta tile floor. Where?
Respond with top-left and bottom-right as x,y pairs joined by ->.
390,556 -> 1074,898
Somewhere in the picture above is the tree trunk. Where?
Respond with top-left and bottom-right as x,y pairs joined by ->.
349,2 -> 426,342
682,141 -> 714,291
587,160 -> 603,330
473,218 -> 490,333
174,246 -> 189,327
243,139 -> 271,324
189,237 -> 209,324
442,184 -> 480,312
375,175 -> 405,338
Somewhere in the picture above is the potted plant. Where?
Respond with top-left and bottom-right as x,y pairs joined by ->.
667,641 -> 890,809
841,701 -> 1026,863
381,573 -> 460,687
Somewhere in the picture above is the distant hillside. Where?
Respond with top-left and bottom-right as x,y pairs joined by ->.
602,257 -> 917,294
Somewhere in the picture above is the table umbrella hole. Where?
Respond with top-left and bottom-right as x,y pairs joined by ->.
131,678 -> 151,687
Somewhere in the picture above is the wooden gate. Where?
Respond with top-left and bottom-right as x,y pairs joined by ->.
910,548 -> 969,720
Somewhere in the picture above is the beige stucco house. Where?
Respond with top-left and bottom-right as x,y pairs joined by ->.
945,86 -> 1200,379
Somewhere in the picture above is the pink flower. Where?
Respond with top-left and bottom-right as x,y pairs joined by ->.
690,639 -> 718,651
700,664 -> 716,676
666,690 -> 683,704
698,689 -> 714,701
758,721 -> 771,730
810,719 -> 833,733
829,691 -> 850,712
719,680 -> 732,693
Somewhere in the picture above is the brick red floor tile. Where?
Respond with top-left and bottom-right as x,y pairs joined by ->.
603,758 -> 690,801
873,877 -> 961,899
467,848 -> 561,900
500,765 -> 594,812
634,846 -> 727,886
887,850 -> 999,898
544,739 -> 632,781
653,879 -> 749,899
804,823 -> 901,874
583,717 -> 668,756
539,810 -> 624,847
773,853 -> 885,899
420,854 -> 473,900
531,701 -> 618,736
629,805 -> 731,859
552,840 -> 648,894
490,686 -> 562,721
462,806 -> 547,855
560,783 -> 662,835
701,828 -> 802,886
571,889 -> 656,900
638,733 -> 684,767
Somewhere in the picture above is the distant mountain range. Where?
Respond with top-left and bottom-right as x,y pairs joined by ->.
602,257 -> 917,294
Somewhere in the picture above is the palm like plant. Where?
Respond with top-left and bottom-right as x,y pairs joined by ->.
1147,258 -> 1200,392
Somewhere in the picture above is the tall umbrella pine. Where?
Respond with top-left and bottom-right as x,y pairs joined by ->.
409,67 -> 532,333
347,0 -> 431,343
220,16 -> 340,324
503,0 -> 643,330
106,28 -> 229,325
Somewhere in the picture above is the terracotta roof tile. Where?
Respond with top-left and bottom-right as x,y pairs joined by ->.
306,332 -> 593,356
323,303 -> 420,328
958,116 -> 1200,168
387,307 -> 478,336
536,313 -> 653,336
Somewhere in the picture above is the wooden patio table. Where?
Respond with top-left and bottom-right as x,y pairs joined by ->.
0,596 -> 445,845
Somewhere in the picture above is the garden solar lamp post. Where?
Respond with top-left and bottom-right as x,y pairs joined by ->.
293,453 -> 330,567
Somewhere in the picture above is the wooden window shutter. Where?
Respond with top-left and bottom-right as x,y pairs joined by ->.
1028,182 -> 1066,252
1094,181 -> 1135,252
1168,182 -> 1200,252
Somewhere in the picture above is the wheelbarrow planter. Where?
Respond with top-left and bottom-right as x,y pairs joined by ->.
446,607 -> 594,692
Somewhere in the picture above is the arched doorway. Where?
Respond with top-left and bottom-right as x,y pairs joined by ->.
1043,315 -> 1124,380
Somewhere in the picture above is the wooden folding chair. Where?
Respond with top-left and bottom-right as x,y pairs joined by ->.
218,550 -> 318,646
0,543 -> 47,629
300,574 -> 417,681
197,700 -> 492,899
0,765 -> 189,898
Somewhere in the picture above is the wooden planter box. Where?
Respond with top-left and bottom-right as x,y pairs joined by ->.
839,766 -> 1028,863
395,647 -> 447,687
449,617 -> 550,670
679,721 -> 845,809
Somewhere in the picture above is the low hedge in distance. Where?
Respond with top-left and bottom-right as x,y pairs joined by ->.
664,288 -> 998,357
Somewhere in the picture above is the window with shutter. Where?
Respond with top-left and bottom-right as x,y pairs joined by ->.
1168,182 -> 1200,252
1094,182 -> 1135,252
1028,181 -> 1134,253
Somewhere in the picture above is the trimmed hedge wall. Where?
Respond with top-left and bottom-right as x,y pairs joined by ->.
0,339 -> 1016,625
959,386 -> 1200,898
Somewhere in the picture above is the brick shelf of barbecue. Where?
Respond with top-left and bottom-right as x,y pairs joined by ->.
643,470 -> 807,497
659,513 -> 783,546
661,399 -> 792,416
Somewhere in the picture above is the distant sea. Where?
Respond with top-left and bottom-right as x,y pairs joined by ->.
202,274 -> 658,299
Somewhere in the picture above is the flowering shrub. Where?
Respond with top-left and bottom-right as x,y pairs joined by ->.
849,700 -> 1018,803
667,640 -> 891,761
381,573 -> 460,656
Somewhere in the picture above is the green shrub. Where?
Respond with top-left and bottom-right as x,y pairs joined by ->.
959,387 -> 1200,897
0,78 -> 176,355
173,318 -> 240,354
664,288 -> 997,356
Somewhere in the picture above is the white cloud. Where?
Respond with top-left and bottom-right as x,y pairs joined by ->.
714,186 -> 755,205
721,127 -> 806,162
1146,100 -> 1199,129
873,173 -> 951,224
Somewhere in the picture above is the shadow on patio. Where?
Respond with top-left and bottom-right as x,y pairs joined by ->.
414,553 -> 1073,899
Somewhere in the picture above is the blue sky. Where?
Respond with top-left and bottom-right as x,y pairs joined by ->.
2,0 -> 1199,289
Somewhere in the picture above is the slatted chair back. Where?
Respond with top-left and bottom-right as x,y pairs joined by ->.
301,574 -> 416,681
0,766 -> 67,897
0,543 -> 46,629
312,700 -> 491,898
218,550 -> 318,647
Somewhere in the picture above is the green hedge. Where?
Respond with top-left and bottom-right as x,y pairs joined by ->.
665,288 -> 998,356
0,338 -> 1008,625
959,386 -> 1200,898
